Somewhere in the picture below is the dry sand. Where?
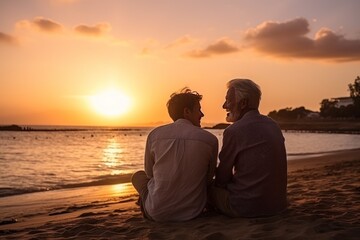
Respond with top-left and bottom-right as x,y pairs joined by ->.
1,149 -> 359,239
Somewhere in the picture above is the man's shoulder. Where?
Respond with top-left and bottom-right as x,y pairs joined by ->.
198,128 -> 218,142
181,124 -> 218,144
228,113 -> 280,136
225,120 -> 243,132
148,123 -> 217,143
147,123 -> 172,137
185,126 -> 219,148
222,123 -> 241,138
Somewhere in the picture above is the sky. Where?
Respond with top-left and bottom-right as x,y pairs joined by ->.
0,0 -> 359,127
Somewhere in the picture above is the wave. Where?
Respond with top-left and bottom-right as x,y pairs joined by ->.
287,148 -> 360,160
288,148 -> 360,156
0,187 -> 53,198
61,173 -> 132,188
0,173 -> 133,198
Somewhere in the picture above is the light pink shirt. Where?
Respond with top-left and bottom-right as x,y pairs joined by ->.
144,119 -> 218,222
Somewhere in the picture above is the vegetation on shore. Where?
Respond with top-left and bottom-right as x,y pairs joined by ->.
0,125 -> 23,131
269,76 -> 360,121
261,76 -> 360,133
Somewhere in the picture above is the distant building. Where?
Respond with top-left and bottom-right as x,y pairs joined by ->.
330,97 -> 354,108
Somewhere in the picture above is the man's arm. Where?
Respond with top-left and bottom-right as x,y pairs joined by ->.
206,140 -> 219,185
215,128 -> 237,187
144,136 -> 154,178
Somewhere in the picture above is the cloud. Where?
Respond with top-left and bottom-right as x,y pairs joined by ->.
32,17 -> 63,32
166,35 -> 195,48
74,23 -> 111,37
16,17 -> 63,33
186,38 -> 239,58
14,18 -> 122,45
244,18 -> 360,62
0,32 -> 17,45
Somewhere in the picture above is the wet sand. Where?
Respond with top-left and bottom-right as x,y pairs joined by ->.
1,149 -> 359,239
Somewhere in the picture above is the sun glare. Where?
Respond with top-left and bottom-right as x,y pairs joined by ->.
89,89 -> 131,117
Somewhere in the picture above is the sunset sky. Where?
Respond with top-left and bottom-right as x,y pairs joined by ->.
1,0 -> 359,127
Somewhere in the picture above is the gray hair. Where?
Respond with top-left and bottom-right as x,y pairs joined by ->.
227,79 -> 262,109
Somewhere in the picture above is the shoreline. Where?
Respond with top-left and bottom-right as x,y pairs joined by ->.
1,148 -> 359,199
287,148 -> 360,172
1,149 -> 360,239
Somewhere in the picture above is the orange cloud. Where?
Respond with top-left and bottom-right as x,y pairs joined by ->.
0,32 -> 17,45
32,17 -> 63,32
245,18 -> 360,62
16,17 -> 63,33
186,38 -> 239,58
74,23 -> 111,37
166,35 -> 195,48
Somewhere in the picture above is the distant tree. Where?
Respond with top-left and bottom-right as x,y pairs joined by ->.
270,76 -> 360,120
348,76 -> 360,117
320,99 -> 336,118
292,106 -> 311,119
277,107 -> 295,120
268,106 -> 314,121
268,110 -> 278,120
349,76 -> 360,98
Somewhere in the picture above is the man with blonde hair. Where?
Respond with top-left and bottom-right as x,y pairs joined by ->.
210,79 -> 287,217
132,88 -> 218,222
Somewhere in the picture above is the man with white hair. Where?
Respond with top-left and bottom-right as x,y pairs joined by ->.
210,78 -> 287,217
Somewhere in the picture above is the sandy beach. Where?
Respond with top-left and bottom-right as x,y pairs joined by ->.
1,149 -> 359,240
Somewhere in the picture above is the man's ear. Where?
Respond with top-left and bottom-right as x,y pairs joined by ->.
239,99 -> 248,110
183,107 -> 191,119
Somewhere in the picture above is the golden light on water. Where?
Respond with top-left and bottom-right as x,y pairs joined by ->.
102,138 -> 122,168
89,89 -> 131,117
111,183 -> 132,194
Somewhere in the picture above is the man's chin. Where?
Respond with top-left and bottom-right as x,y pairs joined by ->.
225,115 -> 235,122
226,111 -> 241,122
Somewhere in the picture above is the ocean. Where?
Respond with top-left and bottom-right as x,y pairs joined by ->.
1,127 -> 360,198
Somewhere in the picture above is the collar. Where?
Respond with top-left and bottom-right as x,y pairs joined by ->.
174,118 -> 194,126
241,109 -> 260,119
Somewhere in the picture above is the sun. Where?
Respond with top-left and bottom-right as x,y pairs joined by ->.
89,89 -> 131,117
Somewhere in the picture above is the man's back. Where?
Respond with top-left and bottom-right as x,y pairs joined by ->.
217,110 -> 287,217
145,119 -> 218,221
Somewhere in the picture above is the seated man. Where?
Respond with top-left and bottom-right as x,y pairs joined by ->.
210,79 -> 287,217
132,88 -> 218,222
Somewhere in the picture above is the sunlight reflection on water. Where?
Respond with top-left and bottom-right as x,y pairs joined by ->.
111,183 -> 133,196
0,129 -> 359,195
102,138 -> 123,168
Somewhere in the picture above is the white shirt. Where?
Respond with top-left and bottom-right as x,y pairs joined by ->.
144,119 -> 218,221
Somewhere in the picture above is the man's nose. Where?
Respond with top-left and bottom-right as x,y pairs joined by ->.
222,102 -> 227,109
